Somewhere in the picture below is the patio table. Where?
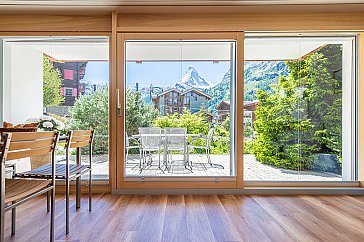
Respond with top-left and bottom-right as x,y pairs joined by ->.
131,133 -> 200,171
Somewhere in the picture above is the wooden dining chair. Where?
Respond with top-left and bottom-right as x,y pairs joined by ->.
14,130 -> 95,234
1,131 -> 59,242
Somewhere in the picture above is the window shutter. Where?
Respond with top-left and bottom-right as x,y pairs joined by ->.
60,87 -> 65,96
64,69 -> 74,80
73,88 -> 78,97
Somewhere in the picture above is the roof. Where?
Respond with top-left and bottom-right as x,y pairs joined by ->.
155,88 -> 182,97
216,100 -> 230,110
155,87 -> 212,99
244,100 -> 259,107
181,88 -> 212,100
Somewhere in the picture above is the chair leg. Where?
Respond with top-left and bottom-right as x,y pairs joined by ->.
66,179 -> 70,234
76,177 -> 81,209
126,148 -> 129,164
207,148 -> 224,169
89,169 -> 92,211
47,191 -> 50,212
139,149 -> 142,170
11,203 -> 15,236
50,187 -> 55,242
207,148 -> 212,165
0,205 -> 4,242
158,149 -> 161,169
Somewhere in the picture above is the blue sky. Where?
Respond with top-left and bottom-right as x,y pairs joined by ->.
83,62 -> 109,85
126,61 -> 230,89
81,61 -> 230,88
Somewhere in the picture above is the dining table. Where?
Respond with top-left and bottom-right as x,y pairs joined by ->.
131,133 -> 201,171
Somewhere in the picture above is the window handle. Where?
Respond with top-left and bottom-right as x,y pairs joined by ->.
116,89 -> 121,117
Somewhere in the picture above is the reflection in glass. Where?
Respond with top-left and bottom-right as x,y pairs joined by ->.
244,36 -> 355,181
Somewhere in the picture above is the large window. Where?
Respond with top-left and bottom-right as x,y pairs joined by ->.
243,35 -> 356,181
0,36 -> 110,180
124,41 -> 236,177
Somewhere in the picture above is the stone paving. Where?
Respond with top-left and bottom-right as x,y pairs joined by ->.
67,153 -> 342,181
123,154 -> 342,181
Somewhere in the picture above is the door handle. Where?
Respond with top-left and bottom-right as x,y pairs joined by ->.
116,89 -> 121,117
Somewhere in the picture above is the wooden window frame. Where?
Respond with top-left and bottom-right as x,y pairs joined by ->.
115,32 -> 244,190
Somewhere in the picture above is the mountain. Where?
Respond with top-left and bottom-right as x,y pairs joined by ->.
175,65 -> 213,90
206,61 -> 289,113
206,70 -> 231,113
244,61 -> 289,84
244,61 -> 289,101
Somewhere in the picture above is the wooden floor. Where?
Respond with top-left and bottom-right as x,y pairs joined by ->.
4,194 -> 364,242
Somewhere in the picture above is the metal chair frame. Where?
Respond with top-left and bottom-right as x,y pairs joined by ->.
189,128 -> 224,169
125,132 -> 141,166
14,130 -> 95,235
138,127 -> 163,172
164,128 -> 188,172
1,131 -> 59,242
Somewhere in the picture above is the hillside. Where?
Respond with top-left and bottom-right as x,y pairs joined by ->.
206,61 -> 289,113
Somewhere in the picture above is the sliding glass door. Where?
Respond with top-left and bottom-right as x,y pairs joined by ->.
243,35 -> 356,182
124,40 -> 236,177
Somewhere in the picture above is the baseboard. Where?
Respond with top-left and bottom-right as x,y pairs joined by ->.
112,187 -> 364,195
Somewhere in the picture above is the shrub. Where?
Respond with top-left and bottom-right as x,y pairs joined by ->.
68,88 -> 108,154
126,89 -> 159,135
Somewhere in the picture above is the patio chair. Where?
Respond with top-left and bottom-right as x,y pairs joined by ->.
125,132 -> 141,165
1,131 -> 59,242
138,127 -> 163,171
15,130 -> 95,235
164,128 -> 188,171
189,127 -> 224,169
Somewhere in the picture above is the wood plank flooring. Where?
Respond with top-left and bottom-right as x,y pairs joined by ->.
4,194 -> 364,242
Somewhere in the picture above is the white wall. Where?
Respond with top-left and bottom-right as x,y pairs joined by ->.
3,43 -> 43,124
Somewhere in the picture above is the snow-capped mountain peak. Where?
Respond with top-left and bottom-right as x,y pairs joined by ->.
175,66 -> 213,90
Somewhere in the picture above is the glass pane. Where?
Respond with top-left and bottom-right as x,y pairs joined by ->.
125,41 -> 236,177
244,35 -> 355,181
1,36 -> 110,180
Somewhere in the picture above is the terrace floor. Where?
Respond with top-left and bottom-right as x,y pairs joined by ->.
122,154 -> 342,181
65,153 -> 342,181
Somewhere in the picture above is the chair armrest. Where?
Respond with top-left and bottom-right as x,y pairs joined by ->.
190,135 -> 207,144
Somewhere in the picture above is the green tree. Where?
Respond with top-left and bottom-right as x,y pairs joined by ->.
286,45 -> 342,159
68,88 -> 109,154
253,76 -> 315,170
126,89 -> 159,135
153,110 -> 208,135
43,57 -> 64,107
252,45 -> 343,170
244,121 -> 253,138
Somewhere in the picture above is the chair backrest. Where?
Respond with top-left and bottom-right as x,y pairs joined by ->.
165,128 -> 187,147
138,127 -> 161,148
65,130 -> 94,168
4,131 -> 59,161
66,130 -> 95,149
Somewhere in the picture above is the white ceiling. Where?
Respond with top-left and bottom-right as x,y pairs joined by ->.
2,37 -> 109,61
245,36 -> 355,61
1,36 -> 354,61
126,42 -> 233,61
126,37 -> 355,62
